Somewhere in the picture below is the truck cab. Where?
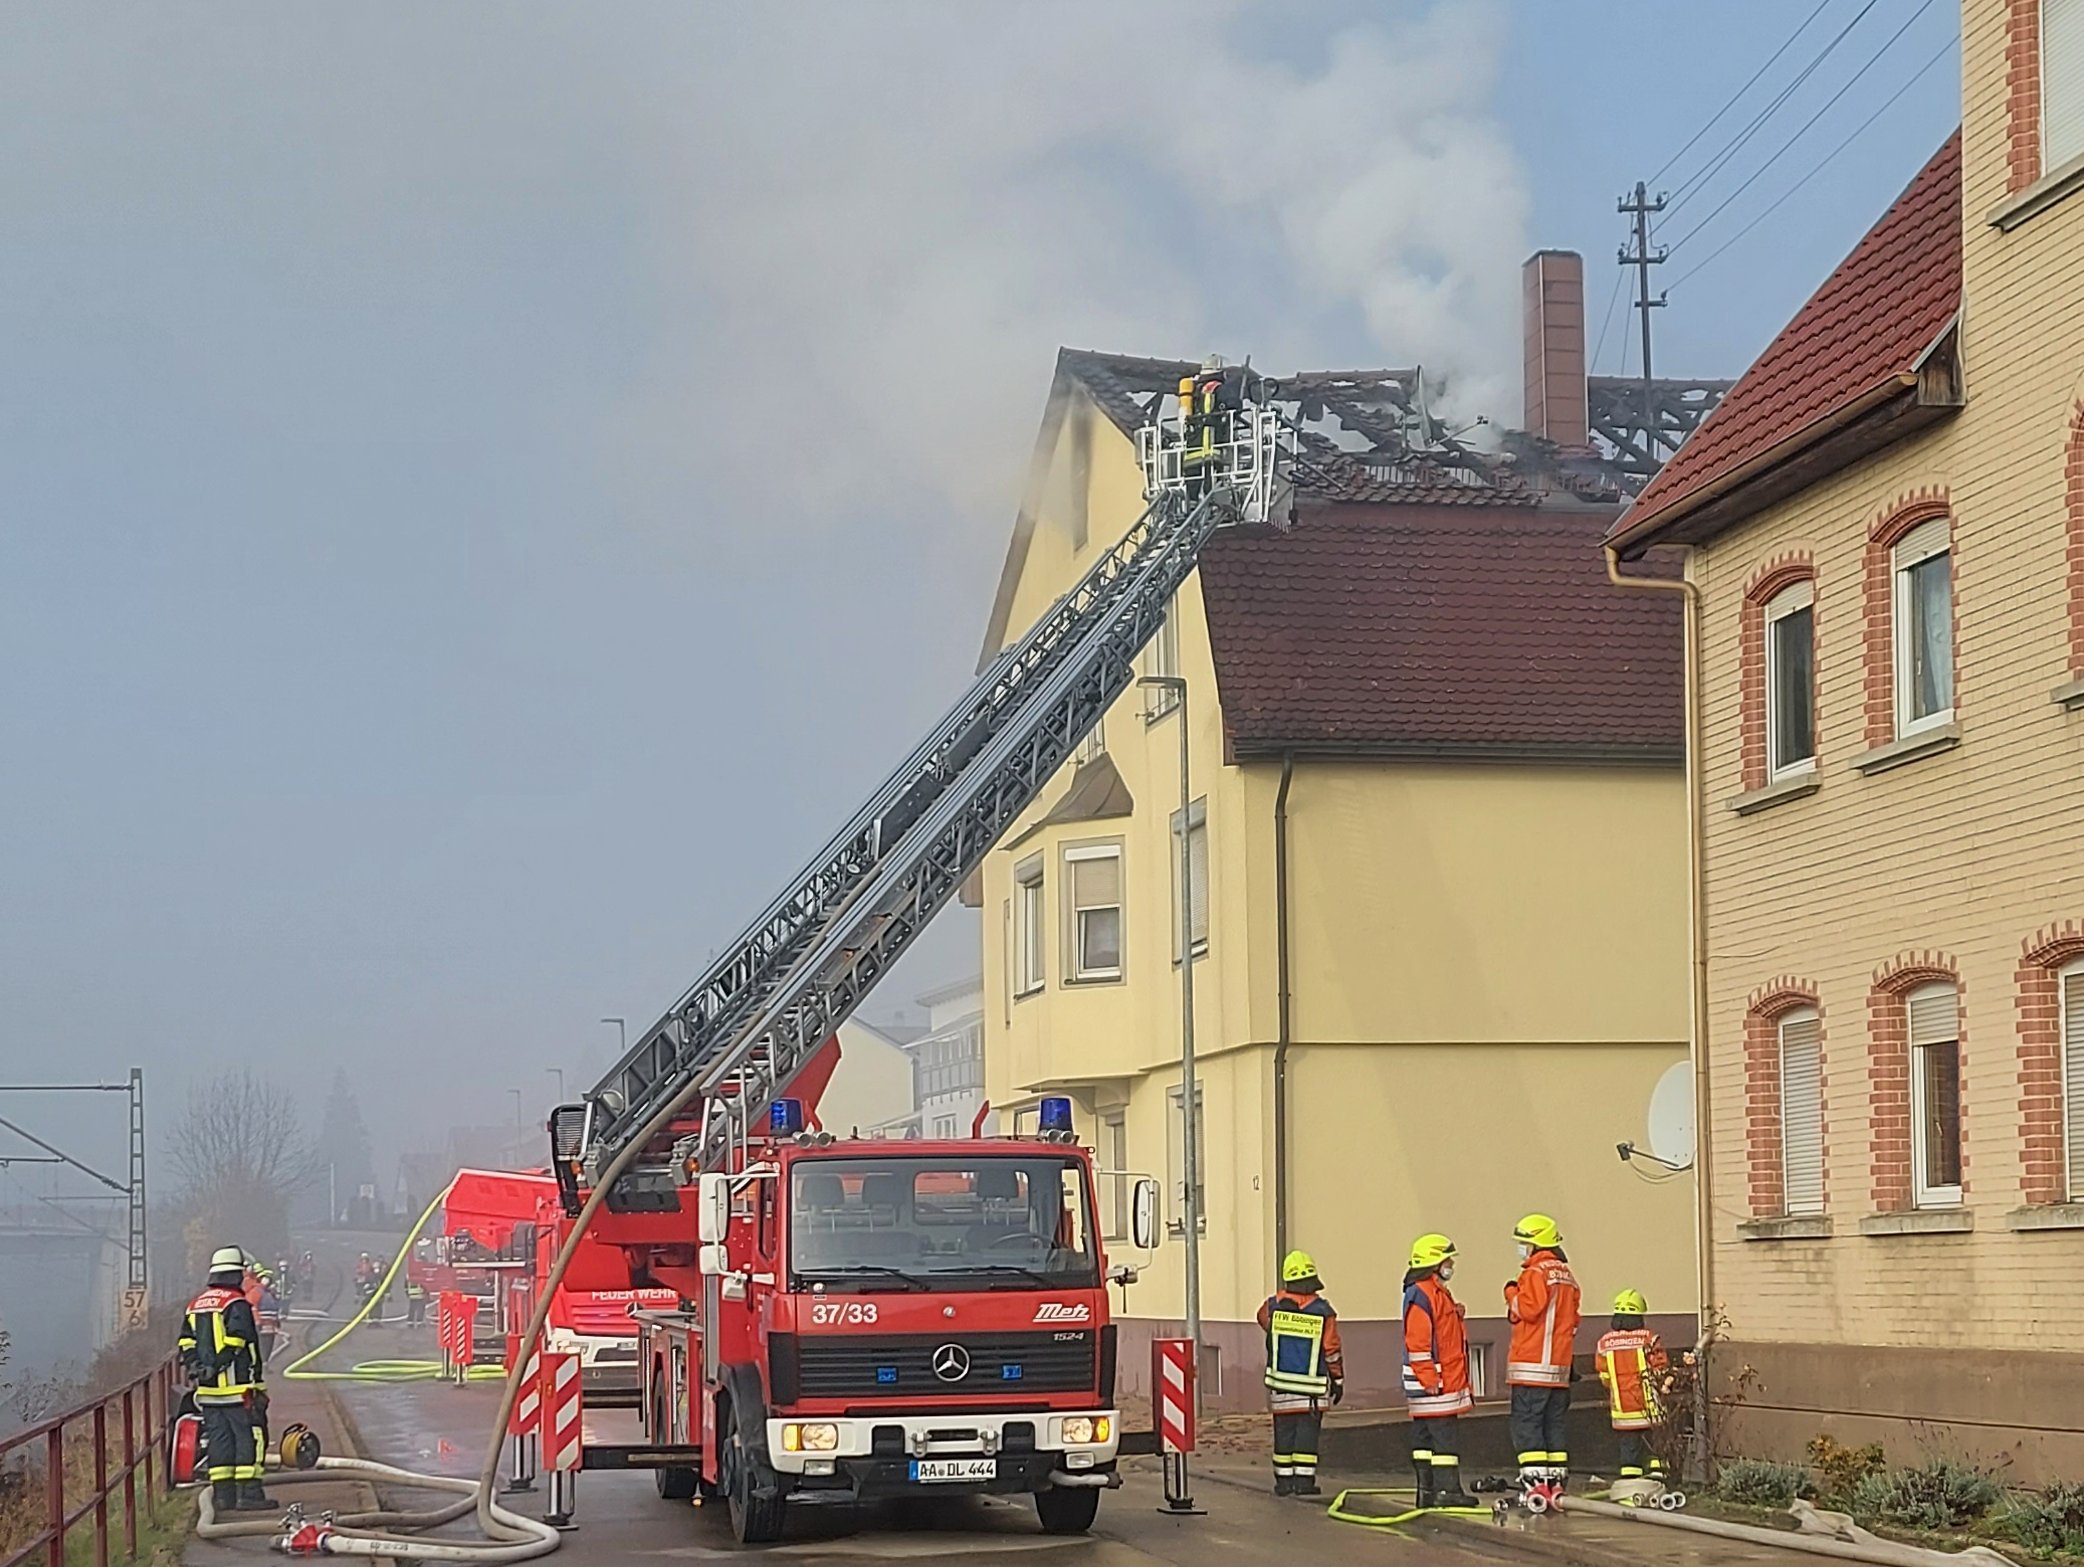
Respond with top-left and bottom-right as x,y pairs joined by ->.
636,1098 -> 1157,1543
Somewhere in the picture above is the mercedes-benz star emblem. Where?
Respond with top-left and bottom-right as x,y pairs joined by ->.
931,1343 -> 971,1383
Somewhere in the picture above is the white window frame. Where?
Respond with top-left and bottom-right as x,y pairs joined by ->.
1099,1110 -> 1128,1240
1891,518 -> 1954,739
1170,797 -> 1210,961
1907,981 -> 1963,1209
2046,0 -> 2084,172
1777,1008 -> 1825,1217
1165,1084 -> 1206,1235
1764,580 -> 1816,779
1144,609 -> 1181,720
1014,858 -> 1046,998
1064,842 -> 1124,984
2062,959 -> 2084,1201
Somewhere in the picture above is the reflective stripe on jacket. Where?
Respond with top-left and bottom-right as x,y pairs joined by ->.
1595,1328 -> 1667,1430
1504,1250 -> 1580,1387
1257,1290 -> 1342,1397
180,1287 -> 263,1404
1401,1275 -> 1474,1418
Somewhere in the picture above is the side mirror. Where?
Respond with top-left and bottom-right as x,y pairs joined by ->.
1131,1178 -> 1161,1251
697,1173 -> 731,1245
698,1242 -> 730,1277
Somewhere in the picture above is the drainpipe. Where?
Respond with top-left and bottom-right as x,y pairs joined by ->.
1272,751 -> 1296,1264
1604,544 -> 1711,1473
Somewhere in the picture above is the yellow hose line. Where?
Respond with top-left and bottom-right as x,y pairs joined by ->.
283,1184 -> 454,1383
1325,1489 -> 1492,1526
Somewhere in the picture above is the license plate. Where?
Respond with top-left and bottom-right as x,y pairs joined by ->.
910,1458 -> 996,1484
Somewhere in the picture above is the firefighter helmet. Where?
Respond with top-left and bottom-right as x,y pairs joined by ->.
208,1246 -> 245,1272
1408,1233 -> 1457,1269
1281,1249 -> 1319,1284
1613,1288 -> 1648,1316
1512,1213 -> 1562,1250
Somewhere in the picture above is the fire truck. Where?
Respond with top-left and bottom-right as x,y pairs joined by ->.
540,362 -> 1289,1542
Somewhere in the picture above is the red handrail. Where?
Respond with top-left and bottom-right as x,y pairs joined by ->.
0,1356 -> 179,1567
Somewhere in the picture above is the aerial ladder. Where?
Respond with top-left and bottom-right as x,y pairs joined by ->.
546,362 -> 1291,1213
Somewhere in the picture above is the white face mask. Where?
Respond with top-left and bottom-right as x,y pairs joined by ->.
1517,1242 -> 1534,1262
1438,1261 -> 1455,1282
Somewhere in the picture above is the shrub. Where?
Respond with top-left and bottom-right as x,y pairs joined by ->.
1998,1483 -> 2084,1556
1807,1434 -> 1886,1504
1716,1459 -> 1812,1507
1849,1459 -> 2001,1531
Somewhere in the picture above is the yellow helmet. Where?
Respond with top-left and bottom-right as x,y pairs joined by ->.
1281,1249 -> 1319,1284
1408,1233 -> 1457,1269
1513,1213 -> 1562,1249
1614,1288 -> 1648,1315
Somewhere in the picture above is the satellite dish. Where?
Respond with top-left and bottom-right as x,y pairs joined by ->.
1647,1061 -> 1695,1167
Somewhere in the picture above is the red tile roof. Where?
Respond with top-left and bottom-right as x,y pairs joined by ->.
1199,501 -> 1683,760
1611,132 -> 1961,552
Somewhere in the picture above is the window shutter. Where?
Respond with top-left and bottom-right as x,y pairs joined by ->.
1907,984 -> 1958,1046
2064,970 -> 2084,1199
2048,0 -> 2084,171
1779,1015 -> 1825,1216
1071,852 -> 1120,910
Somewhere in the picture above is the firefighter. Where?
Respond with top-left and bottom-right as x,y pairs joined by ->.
1178,356 -> 1244,496
254,1269 -> 285,1359
1503,1213 -> 1580,1493
1595,1289 -> 1669,1481
178,1247 -> 273,1514
1400,1234 -> 1474,1509
1257,1249 -> 1343,1497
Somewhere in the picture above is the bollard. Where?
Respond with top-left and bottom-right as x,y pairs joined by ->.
1153,1338 -> 1204,1515
540,1352 -> 582,1529
502,1331 -> 541,1494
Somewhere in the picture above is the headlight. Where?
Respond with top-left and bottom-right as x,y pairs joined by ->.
1061,1417 -> 1110,1445
780,1423 -> 839,1453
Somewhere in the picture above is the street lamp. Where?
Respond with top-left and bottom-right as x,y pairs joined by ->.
547,1067 -> 565,1103
601,1018 -> 626,1059
1137,674 -> 1199,1373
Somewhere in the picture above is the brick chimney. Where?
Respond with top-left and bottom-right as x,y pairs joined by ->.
1522,249 -> 1588,448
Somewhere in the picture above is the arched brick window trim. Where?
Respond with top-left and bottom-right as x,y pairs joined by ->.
2066,405 -> 2084,678
1869,951 -> 1963,1213
2018,922 -> 2084,1205
1862,491 -> 1954,749
1740,555 -> 1817,790
1745,979 -> 1824,1217
2009,0 -> 2044,193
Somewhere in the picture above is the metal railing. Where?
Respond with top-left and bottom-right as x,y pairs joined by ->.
0,1357 -> 179,1567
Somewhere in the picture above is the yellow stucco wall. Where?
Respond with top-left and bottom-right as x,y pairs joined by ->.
979,370 -> 1696,1340
1688,2 -> 2084,1355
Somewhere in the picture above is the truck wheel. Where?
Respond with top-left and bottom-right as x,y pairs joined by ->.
653,1387 -> 696,1500
1034,1486 -> 1101,1535
723,1426 -> 787,1544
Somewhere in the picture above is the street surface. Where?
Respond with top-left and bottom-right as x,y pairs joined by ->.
203,1231 -> 1818,1567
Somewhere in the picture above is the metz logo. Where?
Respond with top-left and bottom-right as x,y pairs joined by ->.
1033,1302 -> 1091,1324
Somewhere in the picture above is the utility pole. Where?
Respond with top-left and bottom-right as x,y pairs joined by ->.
125,1068 -> 146,1325
1617,181 -> 1669,384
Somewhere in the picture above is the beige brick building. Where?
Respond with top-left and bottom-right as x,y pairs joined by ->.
1607,0 -> 2084,1481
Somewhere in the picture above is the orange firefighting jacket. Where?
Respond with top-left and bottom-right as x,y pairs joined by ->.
1401,1273 -> 1473,1417
1595,1327 -> 1667,1430
1504,1248 -> 1580,1388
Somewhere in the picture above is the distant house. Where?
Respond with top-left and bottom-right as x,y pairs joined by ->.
910,976 -> 986,1140
823,1018 -> 920,1137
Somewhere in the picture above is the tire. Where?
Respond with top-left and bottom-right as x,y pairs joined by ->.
723,1423 -> 787,1544
1034,1485 -> 1101,1535
653,1387 -> 696,1501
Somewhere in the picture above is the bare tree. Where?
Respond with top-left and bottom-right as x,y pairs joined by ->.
167,1069 -> 314,1196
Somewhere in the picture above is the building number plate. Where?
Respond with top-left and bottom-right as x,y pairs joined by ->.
911,1458 -> 996,1483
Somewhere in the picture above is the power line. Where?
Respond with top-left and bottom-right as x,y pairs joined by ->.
1649,0 -> 1838,186
1666,0 -> 1885,216
1669,33 -> 1955,292
1667,0 -> 1939,255
1590,262 -> 1627,375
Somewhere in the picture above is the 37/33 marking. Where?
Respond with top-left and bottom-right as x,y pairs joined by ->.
809,1301 -> 879,1325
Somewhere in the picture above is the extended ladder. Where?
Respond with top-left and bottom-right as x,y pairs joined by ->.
552,368 -> 1291,1210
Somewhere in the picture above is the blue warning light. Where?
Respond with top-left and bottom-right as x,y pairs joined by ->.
1039,1096 -> 1074,1134
770,1099 -> 806,1136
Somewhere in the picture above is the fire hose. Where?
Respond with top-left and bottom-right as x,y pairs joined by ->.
194,1456 -> 560,1562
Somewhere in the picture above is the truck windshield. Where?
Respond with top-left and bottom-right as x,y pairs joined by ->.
789,1155 -> 1099,1291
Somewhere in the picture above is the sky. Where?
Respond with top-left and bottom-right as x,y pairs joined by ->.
0,2 -> 1962,1208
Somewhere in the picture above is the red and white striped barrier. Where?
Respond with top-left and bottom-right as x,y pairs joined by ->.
1154,1338 -> 1196,1454
508,1333 -> 542,1436
541,1352 -> 583,1472
437,1293 -> 458,1369
454,1296 -> 478,1379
